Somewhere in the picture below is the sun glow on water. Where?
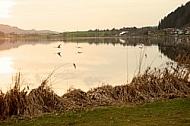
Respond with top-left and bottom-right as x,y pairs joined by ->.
0,57 -> 14,74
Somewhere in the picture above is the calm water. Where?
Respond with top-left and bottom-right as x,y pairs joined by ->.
0,38 -> 172,95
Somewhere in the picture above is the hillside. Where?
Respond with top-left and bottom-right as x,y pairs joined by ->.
0,24 -> 59,34
158,1 -> 190,29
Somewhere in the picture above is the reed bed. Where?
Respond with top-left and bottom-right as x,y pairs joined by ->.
1,63 -> 190,119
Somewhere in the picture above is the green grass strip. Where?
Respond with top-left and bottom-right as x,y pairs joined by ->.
1,98 -> 190,126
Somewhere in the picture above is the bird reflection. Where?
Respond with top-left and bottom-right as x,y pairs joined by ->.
54,52 -> 62,57
145,54 -> 147,58
77,51 -> 83,54
57,52 -> 62,57
76,46 -> 82,49
73,63 -> 76,69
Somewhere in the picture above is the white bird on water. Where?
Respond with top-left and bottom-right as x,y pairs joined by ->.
139,43 -> 144,49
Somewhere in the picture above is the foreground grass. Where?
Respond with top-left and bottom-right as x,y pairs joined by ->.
1,98 -> 190,126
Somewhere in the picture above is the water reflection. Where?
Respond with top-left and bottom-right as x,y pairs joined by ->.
66,37 -> 156,47
158,36 -> 190,67
0,38 -> 172,95
0,57 -> 14,73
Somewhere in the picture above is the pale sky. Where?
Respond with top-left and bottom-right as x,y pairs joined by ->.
0,0 -> 189,32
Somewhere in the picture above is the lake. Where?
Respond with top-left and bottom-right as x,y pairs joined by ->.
0,38 -> 172,96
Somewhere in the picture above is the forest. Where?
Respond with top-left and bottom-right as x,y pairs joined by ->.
158,1 -> 190,29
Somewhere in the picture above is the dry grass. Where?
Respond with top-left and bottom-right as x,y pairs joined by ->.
0,62 -> 190,120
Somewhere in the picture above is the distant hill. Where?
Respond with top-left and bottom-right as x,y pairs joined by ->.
158,1 -> 190,29
0,24 -> 59,34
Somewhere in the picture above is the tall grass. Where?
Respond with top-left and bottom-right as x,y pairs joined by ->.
0,72 -> 27,119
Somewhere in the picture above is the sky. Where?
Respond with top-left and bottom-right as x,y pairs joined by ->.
0,0 -> 189,32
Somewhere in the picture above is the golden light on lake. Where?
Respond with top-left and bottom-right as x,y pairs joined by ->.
0,57 -> 14,74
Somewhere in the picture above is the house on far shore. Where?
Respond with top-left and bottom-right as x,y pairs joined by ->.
119,31 -> 129,36
163,28 -> 175,32
163,27 -> 190,35
185,27 -> 190,35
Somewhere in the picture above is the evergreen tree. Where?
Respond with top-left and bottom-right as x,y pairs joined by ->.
158,1 -> 190,29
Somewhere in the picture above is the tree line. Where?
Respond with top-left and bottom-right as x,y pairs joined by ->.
158,1 -> 190,29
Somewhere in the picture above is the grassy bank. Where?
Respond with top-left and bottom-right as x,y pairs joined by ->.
1,98 -> 190,126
